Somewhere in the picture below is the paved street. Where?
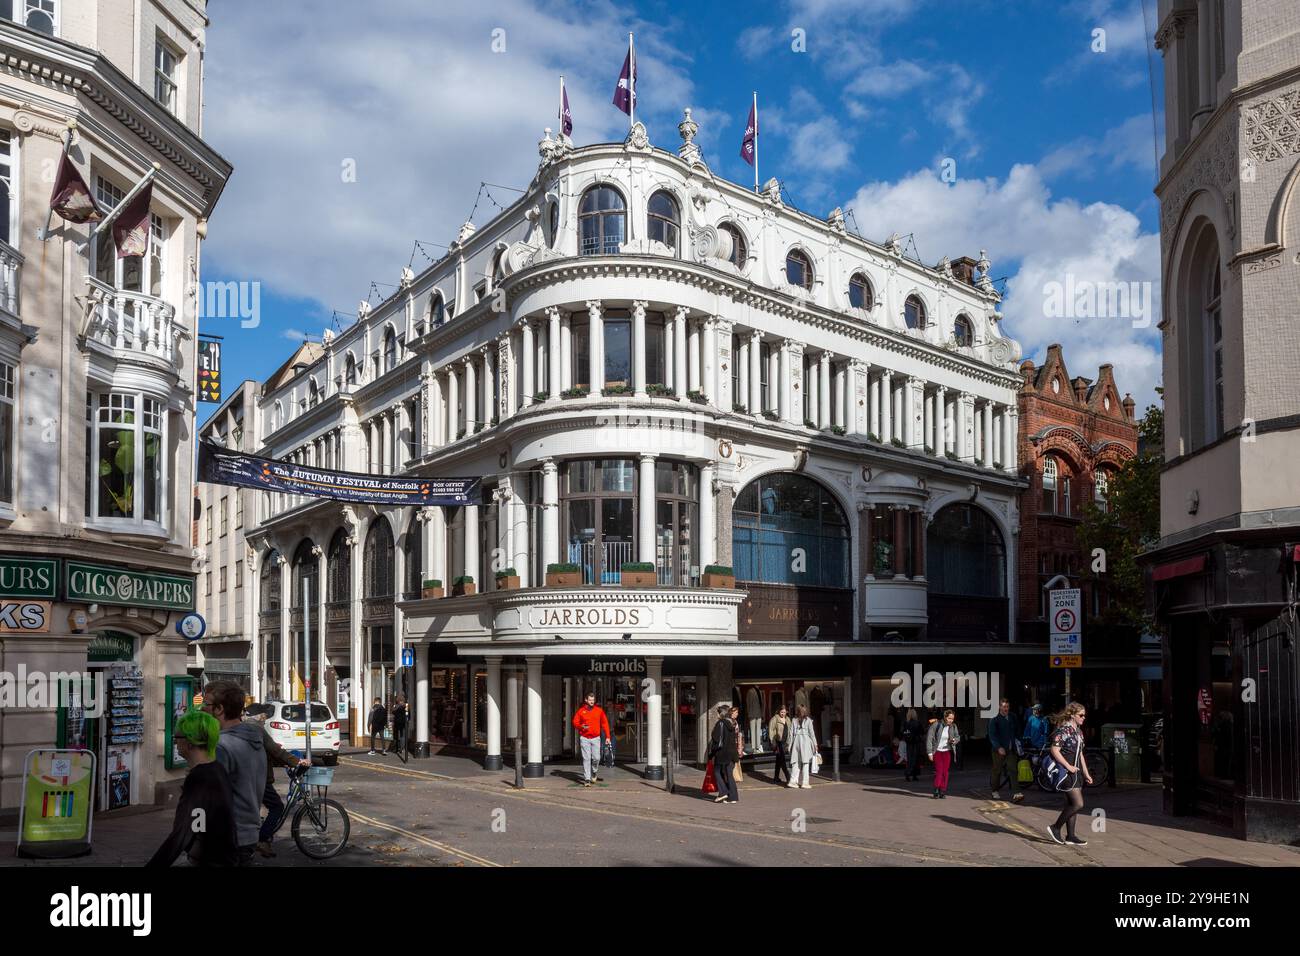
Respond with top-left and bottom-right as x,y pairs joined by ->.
4,750 -> 1297,867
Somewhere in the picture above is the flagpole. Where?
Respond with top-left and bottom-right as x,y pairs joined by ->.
36,121 -> 76,242
628,32 -> 635,132
88,162 -> 161,244
753,91 -> 759,193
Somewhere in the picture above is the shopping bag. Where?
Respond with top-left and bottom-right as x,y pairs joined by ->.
600,739 -> 615,768
811,753 -> 822,775
1017,758 -> 1034,785
732,762 -> 743,783
702,759 -> 718,794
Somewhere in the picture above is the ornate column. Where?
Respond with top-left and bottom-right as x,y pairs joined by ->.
923,388 -> 934,452
464,502 -> 480,583
663,319 -> 674,389
958,393 -> 974,461
464,355 -> 478,433
415,642 -> 430,757
749,331 -> 763,413
982,400 -> 995,468
380,412 -> 392,475
937,386 -> 950,453
644,657 -> 664,780
673,306 -> 688,397
737,334 -> 750,409
560,313 -> 572,390
879,370 -> 893,443
851,360 -> 868,435
536,319 -> 547,396
638,454 -> 656,565
484,657 -> 503,770
702,317 -> 718,402
346,516 -> 364,742
1005,406 -> 1019,474
767,342 -> 779,413
818,351 -> 832,429
446,363 -> 459,439
524,656 -> 544,777
699,460 -> 716,569
497,333 -> 513,420
519,319 -> 535,406
834,362 -> 847,428
547,307 -> 562,401
587,300 -> 603,394
632,300 -> 648,398
481,346 -> 495,426
903,378 -> 917,448
778,340 -> 791,422
510,476 -> 530,587
541,458 -> 559,569
687,319 -> 701,393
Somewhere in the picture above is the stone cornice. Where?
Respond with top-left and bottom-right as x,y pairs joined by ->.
0,22 -> 232,216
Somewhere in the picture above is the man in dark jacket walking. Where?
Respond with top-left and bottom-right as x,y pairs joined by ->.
368,698 -> 387,755
989,698 -> 1024,802
388,696 -> 408,757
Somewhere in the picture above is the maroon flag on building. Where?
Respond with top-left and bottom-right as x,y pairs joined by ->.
612,44 -> 637,115
112,181 -> 153,258
740,99 -> 757,165
560,79 -> 573,137
48,153 -> 102,224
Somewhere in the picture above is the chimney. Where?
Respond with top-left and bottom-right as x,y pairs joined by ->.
1072,377 -> 1090,404
1122,393 -> 1136,421
951,256 -> 979,286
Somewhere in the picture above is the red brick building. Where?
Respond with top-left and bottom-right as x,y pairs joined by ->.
1015,345 -> 1146,719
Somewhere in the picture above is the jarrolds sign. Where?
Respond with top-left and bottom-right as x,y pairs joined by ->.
528,605 -> 650,629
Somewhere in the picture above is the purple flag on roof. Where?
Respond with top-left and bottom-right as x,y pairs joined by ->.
740,100 -> 757,165
612,48 -> 637,115
561,83 -> 573,137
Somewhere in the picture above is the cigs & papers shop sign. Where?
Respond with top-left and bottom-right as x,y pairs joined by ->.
65,562 -> 195,611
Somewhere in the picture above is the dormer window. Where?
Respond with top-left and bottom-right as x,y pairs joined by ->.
904,295 -> 927,330
953,314 -> 973,347
647,190 -> 680,254
849,273 -> 874,310
786,249 -> 813,290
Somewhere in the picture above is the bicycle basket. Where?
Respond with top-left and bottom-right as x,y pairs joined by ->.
304,766 -> 335,787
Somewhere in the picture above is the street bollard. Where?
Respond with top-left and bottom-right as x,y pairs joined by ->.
666,737 -> 675,794
514,736 -> 523,789
832,734 -> 841,782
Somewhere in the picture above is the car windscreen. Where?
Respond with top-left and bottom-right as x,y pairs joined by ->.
244,703 -> 275,719
281,704 -> 332,722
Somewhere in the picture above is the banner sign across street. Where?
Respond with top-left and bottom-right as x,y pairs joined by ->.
198,442 -> 480,507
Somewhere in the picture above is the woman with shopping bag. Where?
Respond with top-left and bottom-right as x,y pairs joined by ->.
707,704 -> 741,803
787,704 -> 820,789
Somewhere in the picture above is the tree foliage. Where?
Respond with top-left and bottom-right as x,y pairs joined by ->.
1077,401 -> 1163,630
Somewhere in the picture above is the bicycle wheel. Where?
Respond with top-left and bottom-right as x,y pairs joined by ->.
291,797 -> 351,860
1083,752 -> 1109,788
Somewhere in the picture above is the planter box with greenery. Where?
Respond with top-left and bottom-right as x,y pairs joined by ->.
890,437 -> 905,449
762,409 -> 779,421
561,386 -> 589,399
455,428 -> 466,440
646,383 -> 677,398
451,575 -> 476,596
867,432 -> 881,443
944,451 -> 960,462
620,562 -> 657,587
733,402 -> 749,414
533,391 -> 549,404
687,389 -> 707,404
494,568 -> 520,590
421,578 -> 443,599
924,445 -> 935,456
702,565 -> 736,588
830,424 -> 846,436
804,418 -> 818,429
602,383 -> 633,397
545,562 -> 581,587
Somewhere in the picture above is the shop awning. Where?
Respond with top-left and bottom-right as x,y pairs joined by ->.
1153,554 -> 1208,582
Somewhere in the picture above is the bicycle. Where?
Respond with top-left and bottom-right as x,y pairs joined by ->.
269,764 -> 351,860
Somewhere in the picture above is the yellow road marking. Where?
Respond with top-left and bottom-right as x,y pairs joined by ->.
349,810 -> 500,867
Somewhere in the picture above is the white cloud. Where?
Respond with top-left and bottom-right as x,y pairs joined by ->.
845,59 -> 931,98
1038,113 -> 1160,181
201,1 -> 695,314
846,162 -> 1162,405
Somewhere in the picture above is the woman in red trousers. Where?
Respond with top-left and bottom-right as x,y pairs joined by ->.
925,709 -> 961,798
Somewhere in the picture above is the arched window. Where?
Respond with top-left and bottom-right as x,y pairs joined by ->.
327,529 -> 350,603
547,201 -> 560,248
848,272 -> 874,310
291,539 -> 318,606
904,295 -> 927,330
579,185 -> 625,256
647,190 -> 680,253
785,249 -> 813,289
364,517 -> 394,599
926,504 -> 1006,598
259,549 -> 281,612
344,354 -> 357,386
1040,455 -> 1072,516
719,221 -> 747,269
1206,257 -> 1223,441
1094,468 -> 1112,513
732,473 -> 849,588
953,314 -> 973,347
430,294 -> 445,327
308,380 -> 320,407
383,328 -> 397,373
492,248 -> 507,288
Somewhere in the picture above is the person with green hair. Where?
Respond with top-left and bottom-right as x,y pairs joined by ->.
147,710 -> 239,867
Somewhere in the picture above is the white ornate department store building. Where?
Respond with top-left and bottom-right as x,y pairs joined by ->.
244,114 -> 1026,775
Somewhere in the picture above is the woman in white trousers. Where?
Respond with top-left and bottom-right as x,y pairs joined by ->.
787,704 -> 820,789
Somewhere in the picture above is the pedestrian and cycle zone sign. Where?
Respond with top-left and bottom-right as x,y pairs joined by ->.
1049,588 -> 1082,668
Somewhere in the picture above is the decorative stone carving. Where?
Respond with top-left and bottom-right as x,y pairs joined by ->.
1244,88 -> 1300,163
357,300 -> 372,320
827,207 -> 846,233
322,328 -> 334,347
537,127 -> 571,169
625,121 -> 650,152
677,108 -> 705,168
1160,122 -> 1237,245
761,177 -> 782,205
883,232 -> 903,256
937,255 -> 954,279
399,266 -> 414,290
456,220 -> 477,245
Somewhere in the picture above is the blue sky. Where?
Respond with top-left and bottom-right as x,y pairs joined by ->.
198,0 -> 1165,429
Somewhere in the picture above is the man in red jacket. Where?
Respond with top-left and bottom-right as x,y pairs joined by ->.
572,691 -> 611,787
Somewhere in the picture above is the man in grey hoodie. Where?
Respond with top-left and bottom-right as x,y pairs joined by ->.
202,681 -> 267,865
